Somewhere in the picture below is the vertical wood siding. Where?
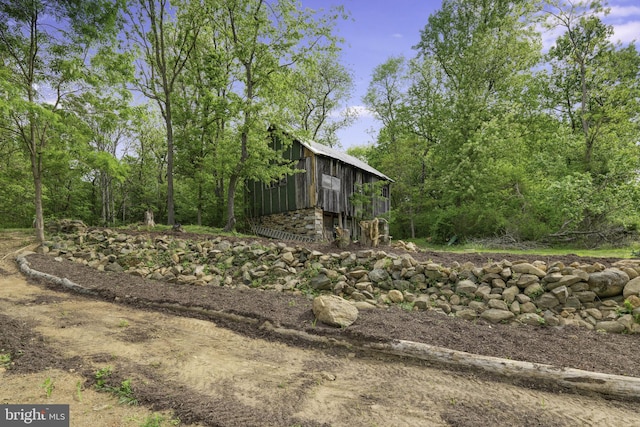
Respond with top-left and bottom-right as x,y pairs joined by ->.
248,138 -> 390,223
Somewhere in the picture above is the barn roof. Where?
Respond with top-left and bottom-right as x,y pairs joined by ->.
297,138 -> 393,182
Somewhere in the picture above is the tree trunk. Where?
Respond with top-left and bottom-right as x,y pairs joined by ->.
32,165 -> 45,244
166,102 -> 175,225
100,172 -> 108,226
409,204 -> 416,239
197,180 -> 202,226
223,174 -> 239,232
579,60 -> 592,171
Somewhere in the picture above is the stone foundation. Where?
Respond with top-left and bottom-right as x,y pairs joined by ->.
258,208 -> 324,240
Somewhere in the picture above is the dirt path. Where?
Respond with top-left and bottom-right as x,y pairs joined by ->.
1,231 -> 639,426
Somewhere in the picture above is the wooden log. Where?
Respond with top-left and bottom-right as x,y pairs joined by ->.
144,209 -> 155,228
359,218 -> 380,247
364,339 -> 640,400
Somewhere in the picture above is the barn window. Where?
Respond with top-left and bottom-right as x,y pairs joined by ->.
322,174 -> 341,190
381,185 -> 389,198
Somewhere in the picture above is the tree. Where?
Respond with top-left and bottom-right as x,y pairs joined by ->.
0,0 -> 123,242
172,14 -> 237,226
363,56 -> 408,148
124,0 -> 202,225
544,0 -> 640,235
409,0 -> 542,241
287,52 -> 355,147
64,47 -> 134,225
121,109 -> 168,224
0,114 -> 32,227
200,0 -> 345,232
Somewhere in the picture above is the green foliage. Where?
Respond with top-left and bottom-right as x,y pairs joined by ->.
350,181 -> 389,221
615,299 -> 639,324
139,414 -> 180,427
0,0 -> 127,236
41,377 -> 55,398
94,366 -> 113,390
356,0 -> 640,246
0,352 -> 12,368
287,51 -> 355,147
76,381 -> 84,402
94,366 -> 137,405
0,0 -> 637,249
113,378 -> 138,406
399,301 -> 415,312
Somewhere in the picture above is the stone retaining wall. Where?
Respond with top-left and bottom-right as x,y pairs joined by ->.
40,229 -> 640,334
257,207 -> 323,240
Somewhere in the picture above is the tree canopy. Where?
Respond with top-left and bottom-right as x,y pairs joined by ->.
1,0 -> 638,248
361,0 -> 640,245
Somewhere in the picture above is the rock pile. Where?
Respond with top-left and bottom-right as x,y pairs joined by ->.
45,219 -> 87,234
40,228 -> 640,333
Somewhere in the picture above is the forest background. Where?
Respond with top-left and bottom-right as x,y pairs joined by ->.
1,0 -> 639,247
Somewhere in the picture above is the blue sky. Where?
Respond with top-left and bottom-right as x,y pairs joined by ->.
301,0 -> 640,150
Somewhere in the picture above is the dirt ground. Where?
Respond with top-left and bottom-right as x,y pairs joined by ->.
2,230 -> 640,427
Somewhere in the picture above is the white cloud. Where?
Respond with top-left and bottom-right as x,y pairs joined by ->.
392,33 -> 403,39
539,24 -> 564,53
604,5 -> 640,19
539,4 -> 639,52
345,105 -> 375,118
610,21 -> 640,44
329,105 -> 374,119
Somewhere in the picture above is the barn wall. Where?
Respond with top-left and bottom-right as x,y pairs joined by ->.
247,134 -> 391,242
248,140 -> 310,217
313,158 -> 390,227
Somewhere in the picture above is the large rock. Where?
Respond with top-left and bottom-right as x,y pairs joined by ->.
310,274 -> 333,291
488,299 -> 509,311
546,274 -> 581,290
623,276 -> 640,299
104,262 -> 124,273
516,274 -> 540,288
501,286 -> 520,304
391,280 -> 414,292
455,279 -> 478,295
588,269 -> 629,297
595,320 -> 626,334
280,251 -> 295,265
387,289 -> 404,303
480,309 -> 515,323
368,268 -> 389,283
312,295 -> 358,328
511,263 -> 546,278
517,313 -> 545,326
456,309 -> 477,321
536,292 -> 560,309
523,283 -> 544,298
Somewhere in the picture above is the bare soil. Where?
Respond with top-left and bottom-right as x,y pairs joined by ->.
2,230 -> 640,427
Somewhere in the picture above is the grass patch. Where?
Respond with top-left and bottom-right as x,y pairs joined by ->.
41,377 -> 54,398
94,366 -> 138,406
137,413 -> 181,427
0,352 -> 11,368
406,239 -> 636,259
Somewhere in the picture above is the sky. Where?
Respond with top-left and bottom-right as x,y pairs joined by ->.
300,0 -> 640,150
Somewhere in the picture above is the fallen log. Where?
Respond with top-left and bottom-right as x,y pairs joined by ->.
365,339 -> 640,400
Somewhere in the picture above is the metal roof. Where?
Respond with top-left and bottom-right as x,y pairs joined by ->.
297,138 -> 393,182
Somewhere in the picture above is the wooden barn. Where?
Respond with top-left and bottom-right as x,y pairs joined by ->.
246,132 -> 393,242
